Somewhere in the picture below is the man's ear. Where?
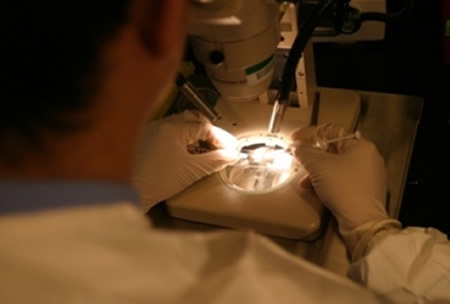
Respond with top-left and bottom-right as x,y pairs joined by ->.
130,0 -> 189,56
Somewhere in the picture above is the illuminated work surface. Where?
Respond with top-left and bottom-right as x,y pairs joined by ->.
148,87 -> 423,276
167,88 -> 360,241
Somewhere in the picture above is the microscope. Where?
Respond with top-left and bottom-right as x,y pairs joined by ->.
166,0 -> 388,240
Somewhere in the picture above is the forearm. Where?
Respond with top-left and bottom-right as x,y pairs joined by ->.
348,226 -> 450,303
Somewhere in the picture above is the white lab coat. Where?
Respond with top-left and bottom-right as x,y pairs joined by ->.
0,202 -> 449,304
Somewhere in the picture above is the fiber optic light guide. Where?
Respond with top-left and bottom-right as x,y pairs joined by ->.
219,133 -> 300,194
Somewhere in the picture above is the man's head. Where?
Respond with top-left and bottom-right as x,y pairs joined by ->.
1,0 -> 188,178
1,1 -> 129,153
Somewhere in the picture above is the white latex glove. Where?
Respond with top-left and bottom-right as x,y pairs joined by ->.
290,124 -> 401,260
132,110 -> 239,212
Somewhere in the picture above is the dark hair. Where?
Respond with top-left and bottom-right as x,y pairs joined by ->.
1,1 -> 129,159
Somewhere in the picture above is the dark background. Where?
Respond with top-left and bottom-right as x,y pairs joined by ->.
313,0 -> 450,234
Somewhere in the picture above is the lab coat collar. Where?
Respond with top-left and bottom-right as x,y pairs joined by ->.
0,181 -> 139,215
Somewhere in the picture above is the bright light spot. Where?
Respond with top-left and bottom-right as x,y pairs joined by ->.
271,150 -> 293,171
219,133 -> 298,194
211,126 -> 238,149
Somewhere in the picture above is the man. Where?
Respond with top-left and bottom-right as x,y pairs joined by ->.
1,1 -> 449,303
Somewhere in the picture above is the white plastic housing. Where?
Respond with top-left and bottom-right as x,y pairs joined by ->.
188,0 -> 280,102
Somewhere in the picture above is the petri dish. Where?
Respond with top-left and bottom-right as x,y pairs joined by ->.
219,133 -> 299,194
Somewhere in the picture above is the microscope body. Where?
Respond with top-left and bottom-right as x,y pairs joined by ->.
188,0 -> 280,102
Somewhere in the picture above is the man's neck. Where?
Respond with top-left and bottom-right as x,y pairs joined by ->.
0,124 -> 139,182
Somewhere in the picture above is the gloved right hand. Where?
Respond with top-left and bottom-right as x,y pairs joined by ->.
290,124 -> 401,260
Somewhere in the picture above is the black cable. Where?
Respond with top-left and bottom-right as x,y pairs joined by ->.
270,0 -> 414,132
273,0 -> 416,102
278,0 -> 335,102
359,0 -> 415,23
333,0 -> 348,34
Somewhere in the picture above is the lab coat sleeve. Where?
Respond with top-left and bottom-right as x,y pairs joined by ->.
347,226 -> 450,304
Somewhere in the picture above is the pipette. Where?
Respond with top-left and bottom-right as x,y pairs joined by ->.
313,130 -> 361,150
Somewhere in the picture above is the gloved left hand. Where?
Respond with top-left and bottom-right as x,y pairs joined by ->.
290,124 -> 401,260
132,110 -> 239,211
